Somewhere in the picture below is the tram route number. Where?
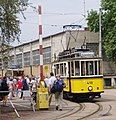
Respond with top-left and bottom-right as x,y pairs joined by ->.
87,81 -> 93,84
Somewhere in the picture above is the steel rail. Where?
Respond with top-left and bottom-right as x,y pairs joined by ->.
76,102 -> 103,120
50,103 -> 85,120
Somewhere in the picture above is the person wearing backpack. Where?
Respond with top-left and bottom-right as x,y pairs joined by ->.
48,72 -> 57,106
20,76 -> 29,99
54,74 -> 66,111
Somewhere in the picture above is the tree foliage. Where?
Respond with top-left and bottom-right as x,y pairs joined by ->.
87,10 -> 99,32
87,0 -> 116,62
0,0 -> 28,44
0,0 -> 28,72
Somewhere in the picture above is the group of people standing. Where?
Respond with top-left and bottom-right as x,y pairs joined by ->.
0,75 -> 38,106
0,72 -> 66,111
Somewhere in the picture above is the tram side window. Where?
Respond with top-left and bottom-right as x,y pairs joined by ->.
54,63 -> 67,76
75,61 -> 80,76
60,63 -> 63,76
81,61 -> 94,76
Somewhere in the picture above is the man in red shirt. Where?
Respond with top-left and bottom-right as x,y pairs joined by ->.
16,77 -> 23,98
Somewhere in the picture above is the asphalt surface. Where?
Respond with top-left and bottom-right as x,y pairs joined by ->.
0,89 -> 116,120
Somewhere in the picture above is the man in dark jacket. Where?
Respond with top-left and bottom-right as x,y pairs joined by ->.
0,77 -> 9,106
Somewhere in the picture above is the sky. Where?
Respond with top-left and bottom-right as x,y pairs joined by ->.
15,0 -> 101,46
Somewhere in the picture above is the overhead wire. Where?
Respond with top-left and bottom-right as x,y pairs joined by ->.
20,2 -> 87,49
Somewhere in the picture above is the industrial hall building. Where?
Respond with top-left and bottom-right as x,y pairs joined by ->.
0,29 -> 116,88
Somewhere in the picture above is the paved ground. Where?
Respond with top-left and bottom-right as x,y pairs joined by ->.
1,89 -> 116,120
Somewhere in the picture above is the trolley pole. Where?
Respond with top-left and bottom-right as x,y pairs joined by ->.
38,5 -> 43,81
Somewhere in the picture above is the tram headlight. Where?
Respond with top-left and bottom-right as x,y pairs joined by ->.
88,86 -> 93,91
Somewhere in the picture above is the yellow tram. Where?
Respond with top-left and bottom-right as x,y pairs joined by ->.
52,48 -> 104,100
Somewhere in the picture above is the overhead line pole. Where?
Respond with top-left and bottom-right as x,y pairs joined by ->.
99,8 -> 102,57
38,5 -> 43,81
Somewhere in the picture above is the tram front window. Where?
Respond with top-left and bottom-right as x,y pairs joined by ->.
81,61 -> 94,76
75,61 -> 80,76
87,61 -> 94,75
64,63 -> 67,76
60,63 -> 63,76
56,64 -> 59,75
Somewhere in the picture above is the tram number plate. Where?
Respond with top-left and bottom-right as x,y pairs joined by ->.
87,81 -> 93,84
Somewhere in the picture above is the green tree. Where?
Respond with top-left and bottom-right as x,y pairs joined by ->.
87,10 -> 99,32
0,0 -> 28,75
87,0 -> 116,62
0,0 -> 28,44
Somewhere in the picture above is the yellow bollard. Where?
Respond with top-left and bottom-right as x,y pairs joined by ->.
36,81 -> 49,110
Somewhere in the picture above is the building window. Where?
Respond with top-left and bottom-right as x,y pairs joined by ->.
32,50 -> 40,65
43,47 -> 51,64
104,78 -> 111,86
24,52 -> 30,66
9,56 -> 15,68
75,61 -> 80,76
3,60 -> 8,68
16,54 -> 22,68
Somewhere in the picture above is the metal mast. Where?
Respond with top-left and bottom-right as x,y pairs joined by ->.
38,5 -> 44,80
99,8 -> 102,57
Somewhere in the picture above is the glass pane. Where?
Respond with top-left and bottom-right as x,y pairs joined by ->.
75,61 -> 80,76
71,61 -> 74,76
64,63 -> 67,76
56,64 -> 59,75
89,61 -> 94,75
81,61 -> 85,76
60,63 -> 63,76
95,61 -> 97,75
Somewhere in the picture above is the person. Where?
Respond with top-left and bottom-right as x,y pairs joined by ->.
0,76 -> 9,106
16,77 -> 23,98
20,76 -> 29,99
30,77 -> 38,103
7,77 -> 14,100
44,75 -> 49,87
54,74 -> 66,111
48,72 -> 57,106
13,77 -> 18,97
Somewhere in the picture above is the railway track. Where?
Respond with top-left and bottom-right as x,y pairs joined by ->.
50,103 -> 84,120
76,102 -> 103,120
0,99 -> 112,120
48,102 -> 103,120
